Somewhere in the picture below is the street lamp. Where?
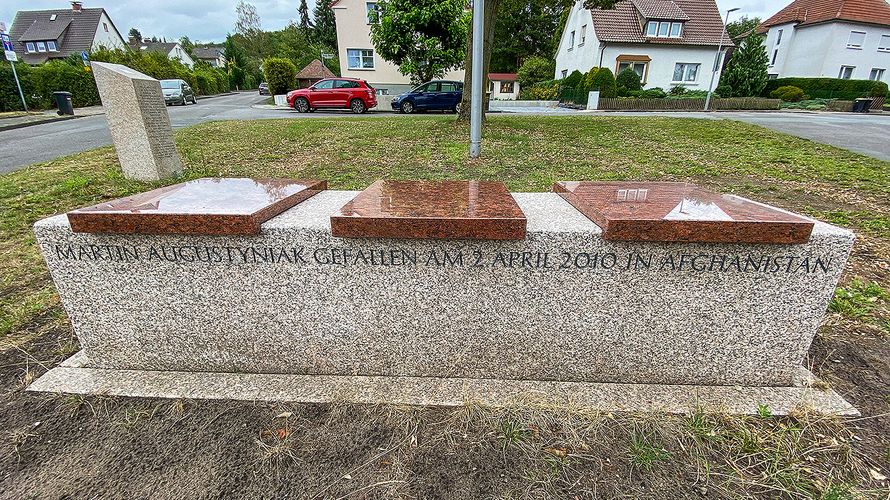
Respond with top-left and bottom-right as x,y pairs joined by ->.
469,0 -> 485,158
704,7 -> 739,111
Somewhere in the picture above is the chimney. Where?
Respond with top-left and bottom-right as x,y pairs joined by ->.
71,1 -> 83,12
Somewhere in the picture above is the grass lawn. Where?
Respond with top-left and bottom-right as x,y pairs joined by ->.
1,115 -> 888,497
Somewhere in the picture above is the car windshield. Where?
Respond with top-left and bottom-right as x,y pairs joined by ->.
160,80 -> 180,89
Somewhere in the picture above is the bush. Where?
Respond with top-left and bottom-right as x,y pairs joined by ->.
517,56 -> 555,90
581,67 -> 599,92
770,85 -> 806,102
715,85 -> 732,98
519,79 -> 561,100
762,77 -> 887,100
263,57 -> 297,95
615,68 -> 642,93
589,68 -> 617,98
563,70 -> 584,89
626,88 -> 667,99
0,62 -> 36,112
30,60 -> 99,108
669,85 -> 687,96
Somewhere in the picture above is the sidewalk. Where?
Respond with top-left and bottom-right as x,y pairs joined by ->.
0,105 -> 104,132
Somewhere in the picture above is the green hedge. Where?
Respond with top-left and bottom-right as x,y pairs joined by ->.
263,57 -> 297,95
0,62 -> 36,112
762,77 -> 887,100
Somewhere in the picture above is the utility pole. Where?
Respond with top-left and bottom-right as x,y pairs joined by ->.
469,0 -> 484,158
704,7 -> 739,112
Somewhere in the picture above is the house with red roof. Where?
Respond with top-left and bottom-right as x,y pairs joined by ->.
555,0 -> 731,90
758,0 -> 890,82
488,73 -> 520,100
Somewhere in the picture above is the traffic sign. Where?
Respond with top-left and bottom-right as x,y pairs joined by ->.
2,33 -> 17,62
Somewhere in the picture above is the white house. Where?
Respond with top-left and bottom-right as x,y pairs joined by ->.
8,2 -> 126,65
758,0 -> 890,82
488,73 -> 520,99
193,46 -> 227,68
132,41 -> 195,69
555,0 -> 731,90
330,0 -> 464,94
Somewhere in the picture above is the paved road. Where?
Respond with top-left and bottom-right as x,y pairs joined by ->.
3,93 -> 889,173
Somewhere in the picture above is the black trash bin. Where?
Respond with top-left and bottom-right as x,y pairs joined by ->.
852,98 -> 874,113
53,91 -> 74,116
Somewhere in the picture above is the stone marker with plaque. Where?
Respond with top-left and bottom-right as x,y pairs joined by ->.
28,179 -> 857,415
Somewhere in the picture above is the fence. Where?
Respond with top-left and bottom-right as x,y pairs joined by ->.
596,97 -> 781,111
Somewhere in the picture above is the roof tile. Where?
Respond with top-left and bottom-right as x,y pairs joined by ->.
591,0 -> 730,46
759,0 -> 890,30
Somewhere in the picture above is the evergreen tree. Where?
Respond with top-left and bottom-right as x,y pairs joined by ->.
719,33 -> 768,97
299,0 -> 313,30
313,0 -> 338,48
127,28 -> 142,43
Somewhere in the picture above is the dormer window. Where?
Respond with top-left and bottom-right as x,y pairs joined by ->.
645,20 -> 683,38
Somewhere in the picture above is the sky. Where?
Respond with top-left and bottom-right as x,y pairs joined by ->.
1,0 -> 780,44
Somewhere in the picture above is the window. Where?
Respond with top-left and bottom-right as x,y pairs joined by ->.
618,62 -> 647,78
838,65 -> 855,79
847,30 -> 865,48
776,29 -> 783,45
771,49 -> 778,65
870,68 -> 885,81
47,40 -> 57,51
441,82 -> 459,92
314,80 -> 335,89
335,80 -> 360,88
561,69 -> 568,78
347,48 -> 374,69
36,41 -> 46,52
568,30 -> 575,50
488,81 -> 494,92
500,81 -> 515,93
580,25 -> 586,46
879,35 -> 890,52
366,2 -> 379,24
50,14 -> 57,21
646,20 -> 682,38
25,42 -> 35,53
673,63 -> 700,82
103,22 -> 109,32
768,74 -> 779,80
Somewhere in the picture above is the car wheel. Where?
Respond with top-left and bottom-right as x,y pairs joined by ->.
453,102 -> 462,114
400,101 -> 414,114
350,99 -> 366,114
295,98 -> 310,113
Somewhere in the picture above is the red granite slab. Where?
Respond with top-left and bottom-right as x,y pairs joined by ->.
553,181 -> 814,244
68,178 -> 327,235
331,180 -> 526,240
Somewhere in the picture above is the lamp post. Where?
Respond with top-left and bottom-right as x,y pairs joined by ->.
704,7 -> 739,111
469,0 -> 484,158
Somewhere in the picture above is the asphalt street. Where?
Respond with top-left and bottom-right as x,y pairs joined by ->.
1,92 -> 888,173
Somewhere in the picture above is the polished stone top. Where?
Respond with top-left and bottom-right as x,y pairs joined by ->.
68,178 -> 326,235
331,180 -> 527,239
553,181 -> 814,244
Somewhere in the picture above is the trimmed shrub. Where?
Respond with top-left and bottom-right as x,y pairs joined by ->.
519,79 -> 560,100
563,70 -> 584,89
581,67 -> 599,92
626,88 -> 667,99
589,68 -> 617,98
30,60 -> 99,108
669,85 -> 687,96
770,85 -> 806,102
263,57 -> 297,95
616,67 -> 642,92
517,56 -> 555,89
0,62 -> 36,112
762,77 -> 887,100
715,85 -> 733,98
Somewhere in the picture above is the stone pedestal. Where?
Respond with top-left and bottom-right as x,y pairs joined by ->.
92,62 -> 183,182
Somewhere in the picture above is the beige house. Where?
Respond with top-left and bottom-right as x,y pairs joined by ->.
331,0 -> 464,94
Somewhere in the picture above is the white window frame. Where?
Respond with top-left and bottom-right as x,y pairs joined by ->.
869,68 -> 885,81
617,61 -> 648,84
25,42 -> 35,53
103,22 -> 109,32
672,62 -> 700,83
36,41 -> 46,52
838,65 -> 855,79
847,30 -> 865,49
776,29 -> 783,45
580,25 -> 586,46
646,21 -> 683,38
346,48 -> 375,70
879,35 -> 890,52
646,21 -> 657,36
365,2 -> 379,24
47,40 -> 58,51
568,30 -> 575,51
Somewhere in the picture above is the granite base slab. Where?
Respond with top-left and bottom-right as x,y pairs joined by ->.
33,191 -> 854,388
28,352 -> 858,416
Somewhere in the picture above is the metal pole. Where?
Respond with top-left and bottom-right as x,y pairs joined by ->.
704,8 -> 737,111
469,0 -> 484,158
9,60 -> 27,112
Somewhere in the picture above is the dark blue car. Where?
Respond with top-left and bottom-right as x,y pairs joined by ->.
391,80 -> 464,114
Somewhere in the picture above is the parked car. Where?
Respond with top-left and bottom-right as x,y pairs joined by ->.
287,78 -> 377,114
258,82 -> 270,95
160,79 -> 196,106
391,80 -> 463,114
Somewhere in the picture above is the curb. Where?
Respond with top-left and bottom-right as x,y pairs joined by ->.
196,92 -> 238,101
0,114 -> 82,133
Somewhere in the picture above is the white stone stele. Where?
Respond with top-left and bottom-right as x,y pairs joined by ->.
586,91 -> 600,110
91,62 -> 183,182
31,192 -> 856,413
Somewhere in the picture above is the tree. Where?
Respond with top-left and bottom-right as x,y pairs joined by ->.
179,36 -> 196,59
263,57 -> 297,95
128,28 -> 142,43
589,67 -> 617,97
313,0 -> 338,48
299,0 -> 313,30
490,0 -> 571,72
517,56 -> 554,89
719,32 -> 769,97
235,1 -> 262,37
726,16 -> 762,43
370,0 -> 469,85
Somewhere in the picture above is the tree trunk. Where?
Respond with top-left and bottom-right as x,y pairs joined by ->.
457,0 -> 499,122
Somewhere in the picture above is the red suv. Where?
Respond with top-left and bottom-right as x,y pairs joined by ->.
287,78 -> 377,114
